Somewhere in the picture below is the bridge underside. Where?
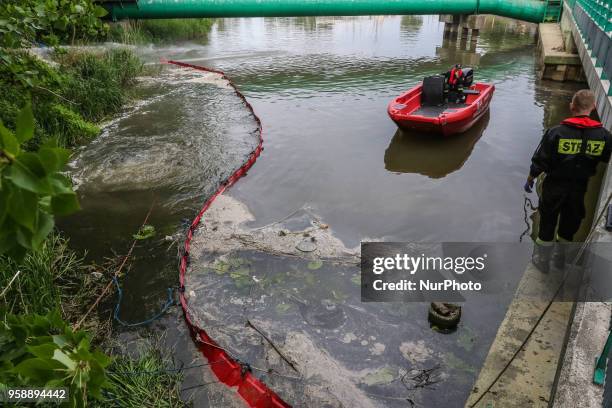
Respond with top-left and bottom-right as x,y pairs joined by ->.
101,0 -> 550,24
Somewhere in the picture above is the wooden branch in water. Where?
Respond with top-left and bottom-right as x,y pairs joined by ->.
246,319 -> 300,374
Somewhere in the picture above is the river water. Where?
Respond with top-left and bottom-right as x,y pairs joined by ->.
58,15 -> 598,407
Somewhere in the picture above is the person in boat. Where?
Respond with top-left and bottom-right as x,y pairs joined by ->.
525,89 -> 611,272
444,64 -> 464,103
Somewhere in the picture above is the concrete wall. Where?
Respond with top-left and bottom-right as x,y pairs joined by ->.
559,6 -> 578,54
562,1 -> 612,129
552,2 -> 612,407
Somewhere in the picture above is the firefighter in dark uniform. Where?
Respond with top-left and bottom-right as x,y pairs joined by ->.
444,64 -> 464,103
525,89 -> 611,272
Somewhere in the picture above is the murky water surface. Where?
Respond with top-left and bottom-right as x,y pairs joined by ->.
59,15 -> 594,406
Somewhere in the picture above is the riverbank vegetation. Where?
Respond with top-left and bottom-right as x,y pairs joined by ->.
108,19 -> 216,44
0,1 -> 188,406
96,343 -> 184,407
0,48 -> 144,150
0,234 -> 111,336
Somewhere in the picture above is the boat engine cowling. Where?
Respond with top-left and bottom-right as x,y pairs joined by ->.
461,67 -> 474,87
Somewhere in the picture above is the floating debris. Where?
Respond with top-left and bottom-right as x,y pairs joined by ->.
428,302 -> 462,329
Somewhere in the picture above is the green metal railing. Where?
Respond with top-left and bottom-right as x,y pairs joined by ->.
568,0 -> 612,31
594,328 -> 611,385
568,0 -> 612,93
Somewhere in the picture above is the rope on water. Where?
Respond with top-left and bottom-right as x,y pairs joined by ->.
112,276 -> 174,327
74,199 -> 163,330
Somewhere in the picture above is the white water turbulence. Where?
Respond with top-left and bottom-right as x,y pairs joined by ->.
69,66 -> 256,209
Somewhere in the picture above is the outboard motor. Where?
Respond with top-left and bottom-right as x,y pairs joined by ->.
461,67 -> 474,87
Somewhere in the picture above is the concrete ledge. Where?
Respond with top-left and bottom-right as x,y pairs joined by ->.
537,23 -> 584,81
465,264 -> 573,407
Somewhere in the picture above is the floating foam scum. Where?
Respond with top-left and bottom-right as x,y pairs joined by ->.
187,194 -> 358,263
184,193 -> 451,407
140,66 -> 234,89
173,61 -> 455,408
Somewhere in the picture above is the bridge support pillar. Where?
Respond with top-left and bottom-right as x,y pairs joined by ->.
440,14 -> 485,51
470,28 -> 479,50
442,17 -> 460,39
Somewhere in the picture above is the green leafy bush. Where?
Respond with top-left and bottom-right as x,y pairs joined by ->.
0,1 -> 143,150
0,48 -> 143,151
0,310 -> 111,408
0,104 -> 79,260
0,0 -> 108,49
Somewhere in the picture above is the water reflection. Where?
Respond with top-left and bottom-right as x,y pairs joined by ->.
436,37 -> 481,66
400,15 -> 423,40
384,112 -> 490,178
477,16 -> 537,52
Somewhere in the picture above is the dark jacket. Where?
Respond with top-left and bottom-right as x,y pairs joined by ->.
530,116 -> 611,189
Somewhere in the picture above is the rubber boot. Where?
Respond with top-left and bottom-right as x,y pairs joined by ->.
532,240 -> 553,273
565,245 -> 584,268
552,242 -> 566,271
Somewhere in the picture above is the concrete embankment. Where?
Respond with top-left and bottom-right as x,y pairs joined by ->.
537,22 -> 584,82
469,3 -> 612,406
552,2 -> 612,406
553,150 -> 611,406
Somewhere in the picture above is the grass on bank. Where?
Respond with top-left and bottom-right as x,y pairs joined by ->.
0,234 -> 187,406
0,48 -> 143,150
108,19 -> 215,44
0,234 -> 112,339
98,343 -> 186,407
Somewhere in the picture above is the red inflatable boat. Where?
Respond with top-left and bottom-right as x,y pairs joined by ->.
388,82 -> 495,136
